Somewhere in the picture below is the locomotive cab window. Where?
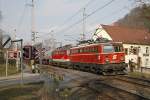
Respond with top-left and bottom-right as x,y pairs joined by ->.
94,47 -> 98,53
114,46 -> 123,52
103,45 -> 114,53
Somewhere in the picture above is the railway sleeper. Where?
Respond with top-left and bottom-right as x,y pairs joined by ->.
102,69 -> 126,75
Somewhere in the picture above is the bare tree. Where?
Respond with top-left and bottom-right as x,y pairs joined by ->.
135,0 -> 150,4
116,3 -> 150,31
0,11 -> 2,49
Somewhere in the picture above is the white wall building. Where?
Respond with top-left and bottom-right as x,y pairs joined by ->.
93,25 -> 150,73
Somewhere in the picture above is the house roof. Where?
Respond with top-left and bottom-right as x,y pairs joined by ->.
101,25 -> 150,45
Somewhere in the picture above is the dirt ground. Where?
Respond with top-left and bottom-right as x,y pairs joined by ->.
0,82 -> 44,100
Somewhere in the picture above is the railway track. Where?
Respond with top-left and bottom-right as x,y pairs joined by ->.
39,65 -> 150,100
115,75 -> 150,87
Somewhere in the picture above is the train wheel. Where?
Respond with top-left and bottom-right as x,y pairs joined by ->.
90,66 -> 96,73
85,66 -> 90,72
95,68 -> 102,75
102,72 -> 107,75
32,69 -> 36,73
115,70 -> 126,75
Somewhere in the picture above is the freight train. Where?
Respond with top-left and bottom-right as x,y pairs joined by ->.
23,39 -> 127,75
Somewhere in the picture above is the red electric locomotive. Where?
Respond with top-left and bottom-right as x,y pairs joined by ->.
69,40 -> 127,75
51,39 -> 127,75
51,45 -> 72,68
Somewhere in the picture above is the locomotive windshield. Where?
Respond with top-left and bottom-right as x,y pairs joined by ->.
114,46 -> 123,52
103,45 -> 114,53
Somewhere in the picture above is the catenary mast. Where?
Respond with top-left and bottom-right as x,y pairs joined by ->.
31,0 -> 36,45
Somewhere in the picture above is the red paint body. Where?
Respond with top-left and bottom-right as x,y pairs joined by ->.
51,45 -> 72,64
69,42 -> 125,65
52,49 -> 70,62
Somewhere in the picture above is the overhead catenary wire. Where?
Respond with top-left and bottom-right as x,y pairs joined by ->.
59,0 -> 96,27
39,0 -> 96,40
64,5 -> 130,42
54,0 -> 115,35
17,0 -> 29,33
86,6 -> 129,35
90,6 -> 128,26
17,6 -> 27,32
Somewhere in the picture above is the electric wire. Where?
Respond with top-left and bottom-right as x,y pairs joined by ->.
59,0 -> 96,27
17,0 -> 28,33
55,0 -> 115,34
64,5 -> 130,42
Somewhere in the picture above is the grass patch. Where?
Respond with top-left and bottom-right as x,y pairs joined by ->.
128,72 -> 150,79
0,81 -> 44,100
0,64 -> 19,77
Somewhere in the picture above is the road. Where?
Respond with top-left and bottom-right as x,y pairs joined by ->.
0,64 -> 43,87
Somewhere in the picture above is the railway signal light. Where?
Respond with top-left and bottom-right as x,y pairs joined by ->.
14,52 -> 17,58
23,46 -> 31,60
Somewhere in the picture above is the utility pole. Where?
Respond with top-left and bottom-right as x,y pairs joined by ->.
11,39 -> 24,86
31,0 -> 36,45
13,29 -> 19,71
82,8 -> 86,41
13,29 -> 17,50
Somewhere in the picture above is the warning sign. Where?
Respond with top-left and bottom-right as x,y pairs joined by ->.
8,51 -> 19,59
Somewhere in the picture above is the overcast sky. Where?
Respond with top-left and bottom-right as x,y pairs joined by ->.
0,0 -> 136,45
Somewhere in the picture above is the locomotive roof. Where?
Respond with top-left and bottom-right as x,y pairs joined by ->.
55,44 -> 72,51
70,42 -> 122,49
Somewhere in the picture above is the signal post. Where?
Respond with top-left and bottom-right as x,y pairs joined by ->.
11,39 -> 24,86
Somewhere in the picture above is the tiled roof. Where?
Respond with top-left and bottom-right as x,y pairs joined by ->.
102,25 -> 150,45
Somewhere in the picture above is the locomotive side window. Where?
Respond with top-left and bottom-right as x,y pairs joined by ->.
71,49 -> 77,54
94,47 -> 98,53
83,48 -> 86,53
79,49 -> 82,53
89,47 -> 92,52
76,49 -> 78,53
71,50 -> 74,54
91,47 -> 94,52
103,45 -> 114,53
87,47 -> 90,53
114,46 -> 119,52
81,48 -> 84,53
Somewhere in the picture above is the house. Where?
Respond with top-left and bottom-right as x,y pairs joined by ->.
93,25 -> 150,73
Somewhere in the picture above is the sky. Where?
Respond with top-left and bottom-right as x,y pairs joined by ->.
0,0 -> 137,45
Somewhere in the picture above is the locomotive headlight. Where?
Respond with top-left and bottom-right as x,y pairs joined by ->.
120,56 -> 124,61
98,55 -> 101,60
105,58 -> 110,63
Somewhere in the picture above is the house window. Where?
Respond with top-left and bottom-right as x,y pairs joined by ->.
133,47 -> 138,55
145,59 -> 149,66
146,47 -> 149,54
129,46 -> 133,54
138,46 -> 141,54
